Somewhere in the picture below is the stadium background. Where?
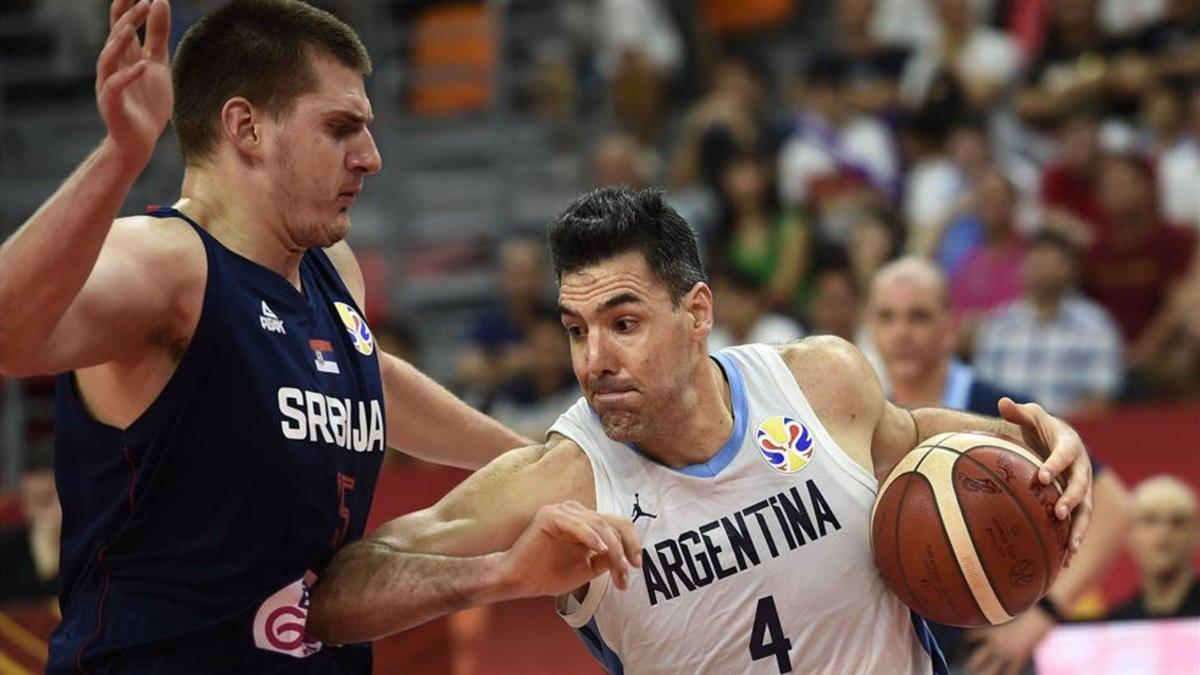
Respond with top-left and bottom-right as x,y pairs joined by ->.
0,0 -> 1197,673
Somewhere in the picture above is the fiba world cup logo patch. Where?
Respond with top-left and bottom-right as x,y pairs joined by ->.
755,416 -> 815,474
334,302 -> 374,356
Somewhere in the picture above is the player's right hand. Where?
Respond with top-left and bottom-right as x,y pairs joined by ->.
498,501 -> 641,598
97,0 -> 172,170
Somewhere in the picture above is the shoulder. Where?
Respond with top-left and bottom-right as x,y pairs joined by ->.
322,240 -> 366,308
106,214 -> 207,316
108,214 -> 205,276
776,335 -> 885,420
1064,296 -> 1120,334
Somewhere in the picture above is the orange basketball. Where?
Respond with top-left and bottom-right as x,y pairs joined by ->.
870,432 -> 1071,627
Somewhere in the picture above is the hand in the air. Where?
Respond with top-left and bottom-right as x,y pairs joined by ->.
998,397 -> 1094,557
499,500 -> 641,599
97,0 -> 173,169
964,607 -> 1055,675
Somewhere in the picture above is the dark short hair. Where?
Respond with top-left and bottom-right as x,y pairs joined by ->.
1026,229 -> 1080,260
172,0 -> 372,164
548,187 -> 707,306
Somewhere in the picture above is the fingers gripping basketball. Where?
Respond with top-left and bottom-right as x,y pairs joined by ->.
870,432 -> 1071,627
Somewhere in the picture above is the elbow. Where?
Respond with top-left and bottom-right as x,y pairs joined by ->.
0,341 -> 40,378
305,589 -> 351,646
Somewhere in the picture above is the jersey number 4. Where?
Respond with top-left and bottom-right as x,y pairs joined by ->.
750,595 -> 793,673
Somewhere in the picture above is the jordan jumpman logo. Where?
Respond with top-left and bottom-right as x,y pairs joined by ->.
630,493 -> 657,524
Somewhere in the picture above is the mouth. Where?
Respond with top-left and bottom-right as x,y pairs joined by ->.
592,389 -> 639,407
337,187 -> 362,206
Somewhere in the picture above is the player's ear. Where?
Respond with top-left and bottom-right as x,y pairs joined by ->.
683,282 -> 713,339
221,97 -> 263,158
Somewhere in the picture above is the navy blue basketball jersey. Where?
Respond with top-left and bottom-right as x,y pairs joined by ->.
50,207 -> 386,673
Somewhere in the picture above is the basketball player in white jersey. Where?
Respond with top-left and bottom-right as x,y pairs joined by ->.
309,187 -> 1095,674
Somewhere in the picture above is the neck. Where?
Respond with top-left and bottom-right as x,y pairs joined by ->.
890,360 -> 948,409
178,165 -> 306,288
639,357 -> 734,469
1141,566 -> 1195,614
1031,291 -> 1064,320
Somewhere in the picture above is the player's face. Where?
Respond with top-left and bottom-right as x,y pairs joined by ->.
1130,492 -> 1198,577
868,280 -> 955,382
264,53 -> 381,248
559,252 -> 704,444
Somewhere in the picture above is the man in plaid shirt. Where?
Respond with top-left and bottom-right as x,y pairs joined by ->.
974,231 -> 1124,416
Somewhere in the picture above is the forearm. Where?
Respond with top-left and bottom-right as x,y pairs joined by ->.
307,539 -> 512,644
382,352 -> 533,469
0,138 -> 140,366
911,406 -> 1022,445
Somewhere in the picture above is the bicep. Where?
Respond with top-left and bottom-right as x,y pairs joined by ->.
29,227 -> 184,374
370,440 -> 593,557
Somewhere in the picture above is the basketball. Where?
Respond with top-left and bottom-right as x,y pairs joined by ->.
870,431 -> 1071,628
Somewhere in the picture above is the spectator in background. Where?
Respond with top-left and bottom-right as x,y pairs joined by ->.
946,168 -> 1025,342
592,132 -> 658,189
907,116 -> 992,258
1109,476 -> 1200,620
807,262 -> 862,345
457,239 -> 552,403
1083,153 -> 1196,357
974,231 -> 1123,416
899,0 -> 1022,117
867,257 -> 1020,413
1015,0 -> 1113,126
824,0 -> 911,117
868,258 -> 1132,673
0,440 -> 60,604
597,0 -> 684,141
708,267 -> 805,351
488,309 -> 581,441
1148,86 -> 1200,230
846,205 -> 904,292
1125,251 -> 1200,400
670,56 -> 775,190
711,152 -> 810,309
777,54 -> 898,226
1040,108 -> 1106,245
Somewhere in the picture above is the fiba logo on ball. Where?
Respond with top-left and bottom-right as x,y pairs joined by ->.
755,416 -> 815,474
334,302 -> 374,356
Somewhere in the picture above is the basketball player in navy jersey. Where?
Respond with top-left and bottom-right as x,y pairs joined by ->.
0,1 -> 632,672
309,187 -> 1095,674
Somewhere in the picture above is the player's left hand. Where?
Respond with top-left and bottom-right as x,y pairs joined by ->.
998,397 -> 1093,558
963,608 -> 1055,675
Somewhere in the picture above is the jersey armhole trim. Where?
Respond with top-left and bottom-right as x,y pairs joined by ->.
548,422 -> 614,628
754,344 -> 880,495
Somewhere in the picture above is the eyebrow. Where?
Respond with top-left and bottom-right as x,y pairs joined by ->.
327,110 -> 373,125
559,292 -> 645,318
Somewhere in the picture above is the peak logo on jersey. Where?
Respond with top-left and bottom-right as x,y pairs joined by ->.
253,571 -> 322,658
755,416 -> 815,474
310,339 -> 340,375
334,302 -> 374,356
260,300 -> 286,334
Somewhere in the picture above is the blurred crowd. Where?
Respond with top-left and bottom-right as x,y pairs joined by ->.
462,0 -> 1199,439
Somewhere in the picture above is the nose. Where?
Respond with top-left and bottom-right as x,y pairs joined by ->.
348,127 -> 383,176
585,330 -> 615,380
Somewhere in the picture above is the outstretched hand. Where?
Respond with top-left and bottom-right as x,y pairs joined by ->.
997,397 -> 1093,557
499,501 -> 641,599
97,0 -> 172,170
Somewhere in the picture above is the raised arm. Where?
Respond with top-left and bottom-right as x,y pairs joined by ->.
307,437 -> 640,644
0,0 -> 173,375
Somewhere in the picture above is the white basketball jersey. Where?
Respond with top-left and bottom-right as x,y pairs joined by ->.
551,344 -> 943,675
